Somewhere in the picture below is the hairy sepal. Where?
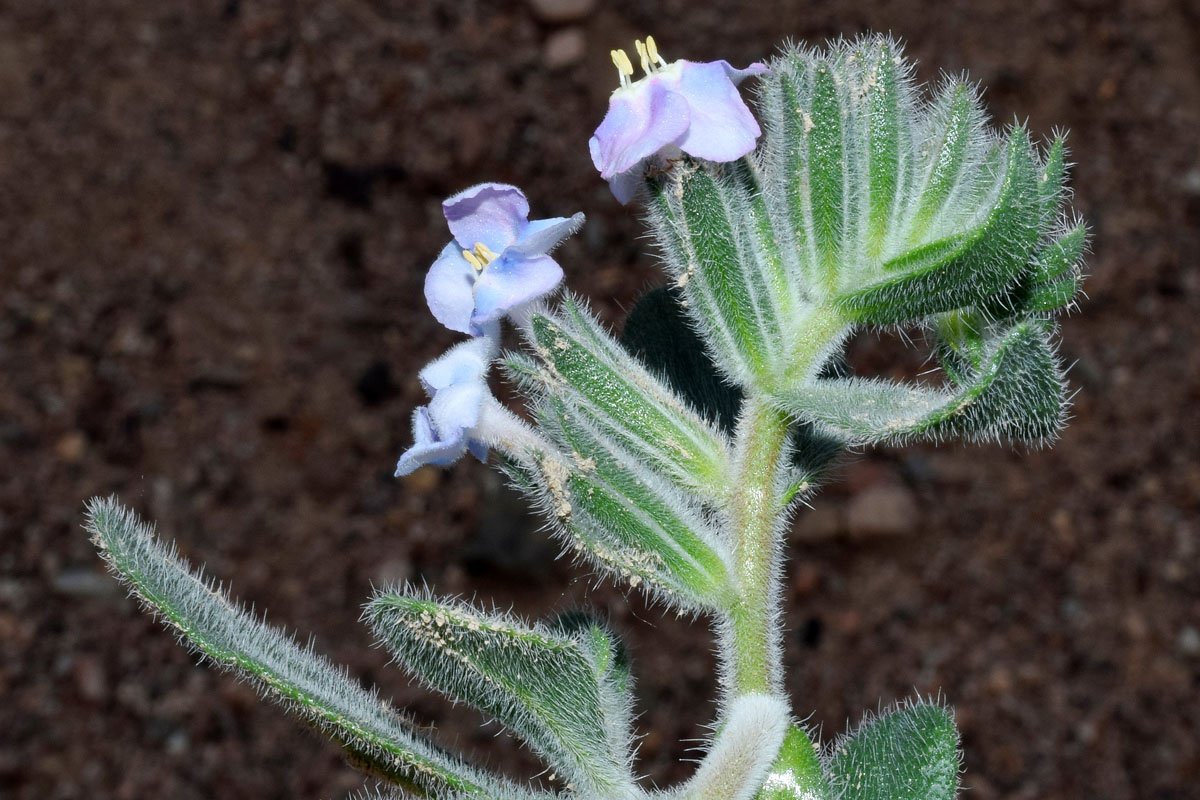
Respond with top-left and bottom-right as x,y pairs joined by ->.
645,160 -> 793,391
368,590 -> 639,799
772,318 -> 1067,445
84,497 -> 539,800
530,394 -> 736,611
834,126 -> 1043,325
825,699 -> 961,800
514,298 -> 731,498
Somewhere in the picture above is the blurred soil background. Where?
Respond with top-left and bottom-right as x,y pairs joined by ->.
1,0 -> 1198,798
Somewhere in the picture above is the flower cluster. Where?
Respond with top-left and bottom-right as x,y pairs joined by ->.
396,184 -> 582,476
397,36 -> 765,474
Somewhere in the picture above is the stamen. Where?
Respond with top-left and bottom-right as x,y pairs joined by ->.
473,243 -> 500,264
462,249 -> 485,272
634,39 -> 651,76
645,35 -> 666,68
610,48 -> 634,86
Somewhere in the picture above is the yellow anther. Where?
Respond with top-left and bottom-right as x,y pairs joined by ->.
634,39 -> 652,75
473,242 -> 500,264
462,249 -> 484,272
610,48 -> 634,85
645,35 -> 665,68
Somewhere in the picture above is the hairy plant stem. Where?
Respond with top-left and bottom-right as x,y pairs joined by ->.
725,304 -> 846,698
727,395 -> 792,696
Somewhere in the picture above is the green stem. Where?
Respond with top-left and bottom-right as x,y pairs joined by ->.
727,395 -> 792,695
726,304 -> 846,696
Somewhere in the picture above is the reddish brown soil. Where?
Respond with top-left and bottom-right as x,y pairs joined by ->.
2,1 -> 1198,799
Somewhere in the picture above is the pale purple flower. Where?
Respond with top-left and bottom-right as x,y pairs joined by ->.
589,37 -> 768,204
394,337 -> 493,476
425,183 -> 583,337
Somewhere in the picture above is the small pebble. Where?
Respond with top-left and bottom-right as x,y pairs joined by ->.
55,431 -> 87,464
543,27 -> 586,69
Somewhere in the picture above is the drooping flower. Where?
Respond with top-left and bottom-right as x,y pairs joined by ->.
394,337 -> 493,476
589,36 -> 768,204
425,183 -> 584,337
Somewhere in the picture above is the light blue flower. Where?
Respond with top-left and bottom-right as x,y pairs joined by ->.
589,36 -> 768,204
425,183 -> 584,336
394,338 -> 494,476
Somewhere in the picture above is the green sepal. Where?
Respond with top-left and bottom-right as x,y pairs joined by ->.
835,128 -> 1042,325
367,591 -> 638,798
807,63 -> 847,288
646,163 -> 788,386
754,724 -> 831,800
825,700 -> 960,800
517,299 -> 731,496
862,39 -> 908,258
773,318 -> 1066,445
1036,136 -> 1068,228
907,84 -> 979,244
534,396 -> 735,609
84,498 -> 543,800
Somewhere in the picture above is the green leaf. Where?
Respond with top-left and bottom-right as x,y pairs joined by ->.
368,592 -> 637,798
754,724 -> 830,800
826,701 -> 960,800
84,497 -> 542,799
517,300 -> 731,496
835,128 -> 1043,324
984,224 -> 1087,318
773,319 -> 1066,445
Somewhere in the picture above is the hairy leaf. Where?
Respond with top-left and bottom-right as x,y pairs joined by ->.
84,497 -> 541,799
825,700 -> 960,800
532,396 -> 735,610
773,319 -> 1066,445
368,592 -> 637,798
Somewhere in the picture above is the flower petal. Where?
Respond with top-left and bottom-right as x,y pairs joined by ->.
418,337 -> 492,394
470,252 -> 564,329
395,406 -> 467,476
605,168 -> 644,206
467,438 -> 490,463
673,60 -> 763,162
589,79 -> 690,179
717,59 -> 770,85
510,212 -> 585,258
443,183 -> 530,253
425,242 -> 478,335
429,382 -> 485,436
